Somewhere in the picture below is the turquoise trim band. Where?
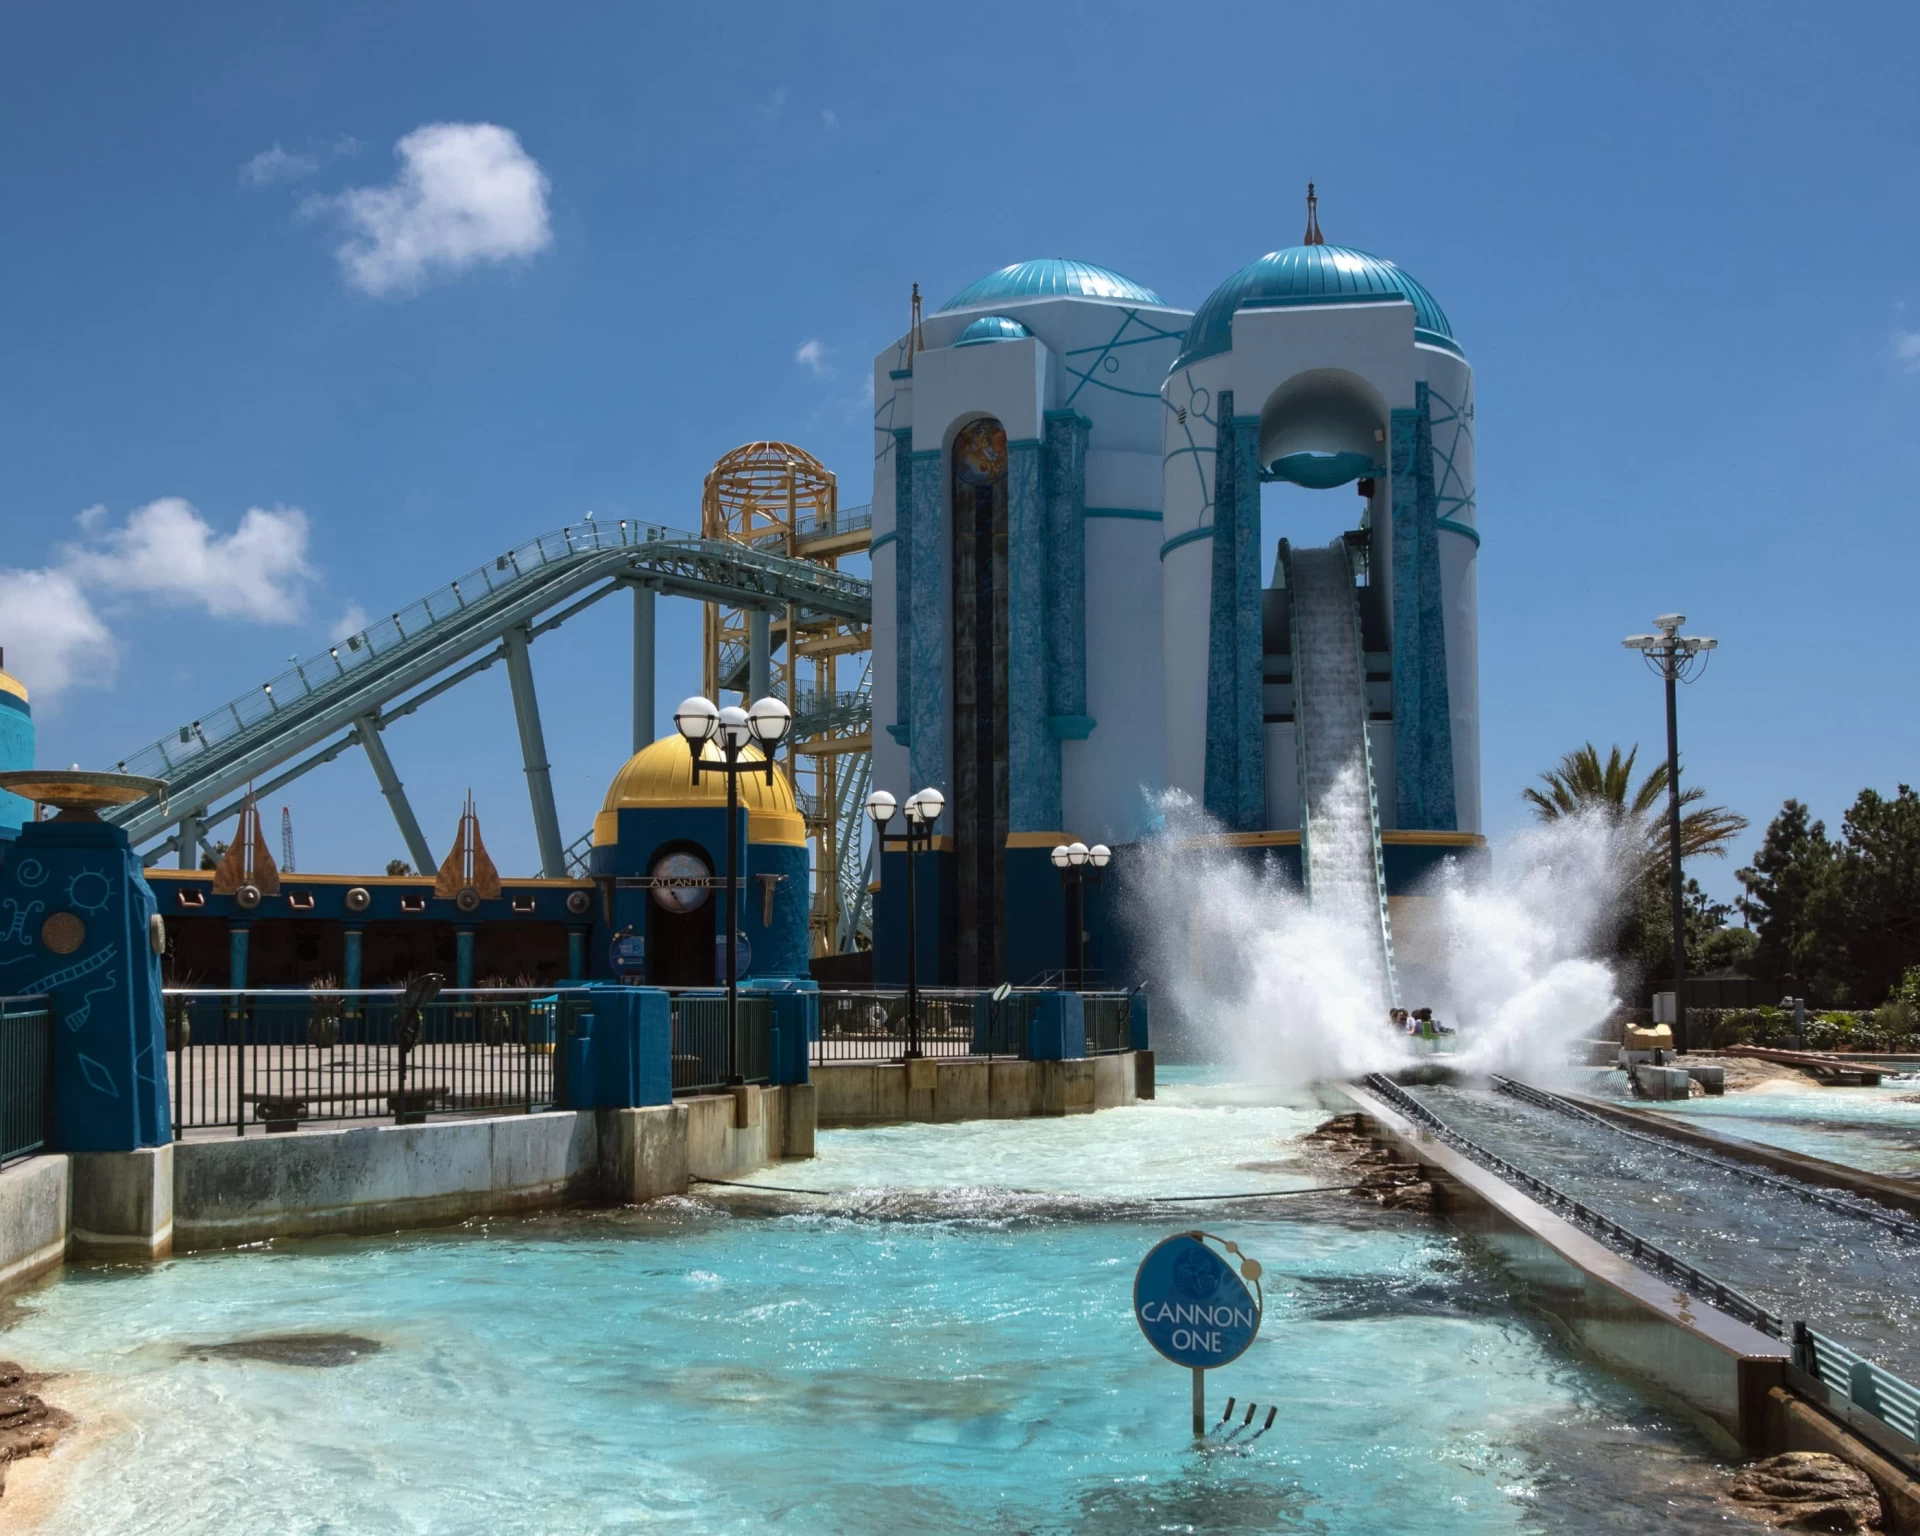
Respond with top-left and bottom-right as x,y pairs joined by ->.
885,722 -> 912,747
1159,525 -> 1214,561
1436,517 -> 1480,547
1084,507 -> 1162,522
1414,328 -> 1466,359
869,530 -> 898,552
1047,714 -> 1096,740
889,369 -> 914,380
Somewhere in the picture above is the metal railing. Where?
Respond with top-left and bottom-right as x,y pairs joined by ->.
1083,992 -> 1135,1055
812,988 -> 1051,1062
1363,1071 -> 1920,1470
668,993 -> 771,1093
165,988 -> 585,1135
0,996 -> 53,1165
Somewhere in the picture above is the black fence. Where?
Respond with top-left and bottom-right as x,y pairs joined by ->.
164,988 -> 587,1136
1083,992 -> 1136,1055
668,993 -> 772,1093
812,989 -> 1055,1062
0,996 -> 53,1165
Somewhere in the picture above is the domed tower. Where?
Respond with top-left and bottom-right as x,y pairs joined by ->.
869,258 -> 1193,984
590,735 -> 811,986
1160,190 -> 1480,986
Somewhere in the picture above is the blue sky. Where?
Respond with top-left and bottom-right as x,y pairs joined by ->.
1,2 -> 1916,899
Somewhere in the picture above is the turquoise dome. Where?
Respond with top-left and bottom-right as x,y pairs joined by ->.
1174,244 -> 1458,369
952,315 -> 1032,347
941,259 -> 1163,312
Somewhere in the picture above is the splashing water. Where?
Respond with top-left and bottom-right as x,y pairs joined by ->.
1125,777 -> 1633,1087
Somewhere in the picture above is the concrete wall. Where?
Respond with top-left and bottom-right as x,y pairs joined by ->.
815,1051 -> 1142,1128
0,1157 -> 67,1289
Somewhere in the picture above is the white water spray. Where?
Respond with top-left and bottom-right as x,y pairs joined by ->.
1126,771 -> 1634,1087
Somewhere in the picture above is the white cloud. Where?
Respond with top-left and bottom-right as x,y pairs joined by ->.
796,338 -> 834,378
314,122 -> 552,298
63,498 -> 314,621
241,137 -> 356,188
0,499 -> 319,702
241,144 -> 321,186
821,109 -> 838,129
0,567 -> 114,699
758,86 -> 790,122
330,602 -> 370,641
1895,326 -> 1920,374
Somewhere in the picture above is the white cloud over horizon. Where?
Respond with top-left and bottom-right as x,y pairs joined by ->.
240,136 -> 357,187
795,338 -> 834,378
314,122 -> 552,298
0,499 -> 317,702
1895,325 -> 1920,373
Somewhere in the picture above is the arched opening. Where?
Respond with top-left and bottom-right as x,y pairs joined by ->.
951,417 -> 1009,985
1255,369 -> 1388,576
644,843 -> 718,987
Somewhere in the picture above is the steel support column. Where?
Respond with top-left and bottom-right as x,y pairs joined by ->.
502,623 -> 567,878
354,714 -> 436,874
177,809 -> 202,870
748,609 -> 771,703
631,583 -> 656,754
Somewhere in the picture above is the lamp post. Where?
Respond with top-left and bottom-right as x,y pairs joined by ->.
1050,841 -> 1112,991
675,692 -> 791,1084
865,785 -> 944,1058
1623,615 -> 1717,1055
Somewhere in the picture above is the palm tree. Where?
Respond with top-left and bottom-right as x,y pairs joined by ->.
1523,743 -> 1747,866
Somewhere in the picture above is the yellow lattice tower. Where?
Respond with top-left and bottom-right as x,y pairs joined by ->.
701,443 -> 871,955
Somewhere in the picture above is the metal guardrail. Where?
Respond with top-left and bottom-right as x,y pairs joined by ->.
667,993 -> 771,1092
164,988 -> 584,1135
1363,1072 -> 1920,1469
1083,992 -> 1135,1055
0,996 -> 53,1165
811,989 -> 1053,1062
1492,1075 -> 1920,1238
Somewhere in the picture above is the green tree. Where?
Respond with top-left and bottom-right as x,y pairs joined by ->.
1525,743 -> 1748,993
1806,785 -> 1920,1006
1522,743 -> 1748,868
1735,800 -> 1833,986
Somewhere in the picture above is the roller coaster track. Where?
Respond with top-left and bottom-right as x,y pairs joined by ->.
104,518 -> 872,895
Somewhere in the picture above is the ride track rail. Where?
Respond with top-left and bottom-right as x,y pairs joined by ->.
1360,1071 -> 1920,1459
1489,1074 -> 1920,1240
98,517 -> 873,871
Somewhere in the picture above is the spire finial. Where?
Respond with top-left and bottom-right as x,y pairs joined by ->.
1304,182 -> 1324,245
910,282 -> 924,355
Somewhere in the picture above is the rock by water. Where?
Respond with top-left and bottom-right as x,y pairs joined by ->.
1726,1451 -> 1882,1532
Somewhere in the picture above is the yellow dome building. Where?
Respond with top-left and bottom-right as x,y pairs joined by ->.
589,734 -> 811,987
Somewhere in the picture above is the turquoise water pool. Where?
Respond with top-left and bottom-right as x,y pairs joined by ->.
7,1074 -> 1754,1533
1620,1074 -> 1920,1176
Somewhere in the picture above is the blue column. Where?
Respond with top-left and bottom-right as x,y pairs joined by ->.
229,924 -> 249,990
1043,411 -> 1093,739
908,447 -> 948,796
1,817 -> 170,1151
1007,437 -> 1057,830
567,928 -> 587,981
1390,386 -> 1457,830
343,928 -> 363,990
888,427 -> 915,747
1026,991 -> 1087,1061
455,929 -> 475,990
1204,396 -> 1266,830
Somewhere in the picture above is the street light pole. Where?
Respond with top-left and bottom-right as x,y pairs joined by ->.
1623,615 -> 1717,1055
1049,841 -> 1112,990
675,692 -> 791,1085
866,786 -> 944,1060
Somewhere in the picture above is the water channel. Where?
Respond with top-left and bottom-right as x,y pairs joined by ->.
5,1071 -> 1769,1533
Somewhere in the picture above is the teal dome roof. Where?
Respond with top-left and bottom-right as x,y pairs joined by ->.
941,259 -> 1163,312
1174,244 -> 1458,369
952,315 -> 1032,346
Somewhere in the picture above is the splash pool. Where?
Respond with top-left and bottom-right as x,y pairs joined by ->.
7,1073 -> 1759,1533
